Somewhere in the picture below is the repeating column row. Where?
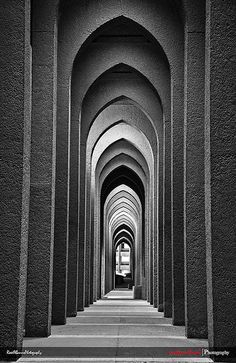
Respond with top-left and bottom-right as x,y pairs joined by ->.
0,3 -> 235,363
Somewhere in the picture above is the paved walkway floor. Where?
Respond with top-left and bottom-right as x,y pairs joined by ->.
19,290 -> 212,363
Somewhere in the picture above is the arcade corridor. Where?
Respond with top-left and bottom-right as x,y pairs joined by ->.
0,0 -> 235,362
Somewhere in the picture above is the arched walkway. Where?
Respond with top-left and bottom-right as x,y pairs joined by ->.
0,0 -> 235,362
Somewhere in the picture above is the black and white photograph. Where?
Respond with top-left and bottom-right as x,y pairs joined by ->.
0,0 -> 235,362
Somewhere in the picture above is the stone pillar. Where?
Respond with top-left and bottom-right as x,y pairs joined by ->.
205,0 -> 236,356
77,143 -> 86,311
158,146 -> 164,311
171,70 -> 185,325
150,181 -> 157,307
25,0 -> 57,336
163,120 -> 172,317
52,83 -> 70,324
67,198 -> 79,316
96,196 -> 102,299
77,237 -> 85,311
0,0 -> 31,352
153,235 -> 158,308
90,202 -> 95,303
84,178 -> 91,307
146,212 -> 150,303
92,196 -> 98,301
67,114 -> 80,317
184,17 -> 208,338
149,233 -> 154,305
118,245 -> 121,272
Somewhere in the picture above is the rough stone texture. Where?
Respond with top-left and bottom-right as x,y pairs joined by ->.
67,113 -> 79,316
90,201 -> 95,304
25,0 -> 57,337
77,233 -> 85,311
153,229 -> 158,308
171,66 -> 185,325
184,30 -> 207,338
58,0 -> 183,88
84,180 -> 91,307
163,120 -> 172,318
149,233 -> 153,305
67,211 -> 79,315
205,0 -> 236,356
0,0 -> 31,349
77,143 -> 86,312
1,1 -> 235,356
183,0 -> 205,33
52,84 -> 70,325
157,165 -> 164,311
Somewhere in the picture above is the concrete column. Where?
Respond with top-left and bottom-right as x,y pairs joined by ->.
67,76 -> 84,316
145,205 -> 150,302
88,202 -> 94,305
77,239 -> 85,311
67,113 -> 79,317
130,247 -> 133,279
158,145 -> 164,311
91,195 -> 98,302
153,234 -> 158,308
184,28 -> 207,338
118,245 -> 121,272
90,201 -> 95,303
112,246 -> 115,290
96,197 -> 101,299
171,71 -> 185,325
52,83 -> 70,324
25,0 -> 57,336
104,220 -> 110,295
142,204 -> 148,300
0,0 -> 31,352
84,179 -> 91,306
151,176 -> 157,307
77,144 -> 86,311
84,241 -> 91,306
149,233 -> 154,305
205,0 -> 236,354
163,120 -> 172,317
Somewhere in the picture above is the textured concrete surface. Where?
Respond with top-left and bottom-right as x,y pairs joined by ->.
158,181 -> 164,311
77,142 -> 86,312
171,69 -> 185,326
0,0 -> 31,350
58,0 -> 183,84
25,0 -> 57,337
52,85 -> 70,325
184,29 -> 207,338
163,120 -> 172,318
1,1 -> 235,359
205,0 -> 236,354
